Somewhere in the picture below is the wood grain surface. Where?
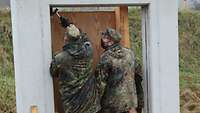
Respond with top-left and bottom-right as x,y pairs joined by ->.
51,11 -> 117,113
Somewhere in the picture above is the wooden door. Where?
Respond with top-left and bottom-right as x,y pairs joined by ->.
50,7 -> 129,113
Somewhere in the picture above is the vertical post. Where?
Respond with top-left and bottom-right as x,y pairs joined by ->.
10,0 -> 55,113
148,0 -> 180,113
142,6 -> 151,113
31,106 -> 38,113
115,6 -> 131,48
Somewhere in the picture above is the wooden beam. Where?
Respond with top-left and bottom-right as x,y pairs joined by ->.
51,12 -> 116,113
115,6 -> 131,48
49,0 -> 151,6
31,106 -> 38,113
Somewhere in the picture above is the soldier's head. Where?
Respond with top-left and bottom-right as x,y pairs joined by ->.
64,24 -> 80,43
101,28 -> 122,49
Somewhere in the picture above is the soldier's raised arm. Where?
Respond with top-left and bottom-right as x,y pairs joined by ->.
52,8 -> 72,28
50,8 -> 79,77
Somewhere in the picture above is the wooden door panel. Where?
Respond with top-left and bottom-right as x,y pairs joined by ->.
51,11 -> 116,113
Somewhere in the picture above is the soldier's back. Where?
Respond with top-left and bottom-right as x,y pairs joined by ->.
54,37 -> 101,113
100,45 -> 137,113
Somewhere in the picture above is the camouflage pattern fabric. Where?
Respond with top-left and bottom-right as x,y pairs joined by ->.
101,28 -> 122,43
50,33 -> 101,113
96,44 -> 137,113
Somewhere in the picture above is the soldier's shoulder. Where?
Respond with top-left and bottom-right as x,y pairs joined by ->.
100,50 -> 112,63
121,47 -> 134,55
121,47 -> 135,61
101,49 -> 112,58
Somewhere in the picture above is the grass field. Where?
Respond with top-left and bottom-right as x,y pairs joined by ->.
178,10 -> 200,113
0,9 -> 15,113
0,8 -> 200,113
128,8 -> 200,113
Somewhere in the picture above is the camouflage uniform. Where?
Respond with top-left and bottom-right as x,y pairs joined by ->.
50,16 -> 101,113
96,28 -> 137,113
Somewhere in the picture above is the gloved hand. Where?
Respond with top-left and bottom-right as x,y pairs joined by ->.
59,16 -> 71,28
50,59 -> 60,78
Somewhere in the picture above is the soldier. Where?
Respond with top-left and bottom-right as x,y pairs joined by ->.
50,11 -> 101,113
96,28 -> 138,113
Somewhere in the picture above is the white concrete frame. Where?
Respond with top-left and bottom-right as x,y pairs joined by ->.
10,0 -> 180,113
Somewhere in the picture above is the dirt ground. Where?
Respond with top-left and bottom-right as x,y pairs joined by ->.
180,86 -> 200,113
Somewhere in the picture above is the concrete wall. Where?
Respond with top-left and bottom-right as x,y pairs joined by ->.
10,0 -> 179,113
149,0 -> 179,112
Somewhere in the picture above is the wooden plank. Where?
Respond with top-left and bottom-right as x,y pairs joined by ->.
115,6 -> 131,48
31,106 -> 38,113
51,12 -> 116,113
51,12 -> 116,66
49,0 -> 151,6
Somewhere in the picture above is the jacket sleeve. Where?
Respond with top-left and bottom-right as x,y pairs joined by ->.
50,57 -> 59,77
49,52 -> 67,77
59,16 -> 72,28
95,55 -> 111,98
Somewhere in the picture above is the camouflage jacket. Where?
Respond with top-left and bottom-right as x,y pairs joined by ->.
96,44 -> 137,113
50,34 -> 101,113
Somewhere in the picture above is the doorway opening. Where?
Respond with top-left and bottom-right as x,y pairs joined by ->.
50,5 -> 150,113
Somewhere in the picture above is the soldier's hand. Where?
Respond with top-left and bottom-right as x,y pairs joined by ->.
59,16 -> 71,28
50,61 -> 60,78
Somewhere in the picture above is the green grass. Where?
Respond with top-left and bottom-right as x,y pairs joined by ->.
128,8 -> 143,64
178,10 -> 200,91
0,9 -> 15,113
0,75 -> 16,113
128,8 -> 200,90
180,71 -> 200,89
128,8 -> 200,113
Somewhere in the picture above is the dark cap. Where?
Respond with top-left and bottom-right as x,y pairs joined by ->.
101,27 -> 122,43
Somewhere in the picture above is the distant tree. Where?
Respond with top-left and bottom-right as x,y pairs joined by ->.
189,0 -> 200,10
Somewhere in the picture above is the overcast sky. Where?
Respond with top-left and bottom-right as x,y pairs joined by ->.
0,0 -> 10,8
